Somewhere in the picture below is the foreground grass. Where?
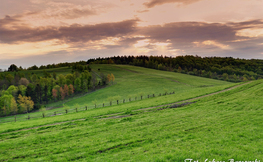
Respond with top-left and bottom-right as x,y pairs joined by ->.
0,80 -> 262,161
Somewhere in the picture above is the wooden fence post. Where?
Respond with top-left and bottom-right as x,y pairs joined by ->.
85,106 -> 87,110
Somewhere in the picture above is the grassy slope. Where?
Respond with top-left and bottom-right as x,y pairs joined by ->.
0,64 -> 232,123
0,83 -> 234,125
0,80 -> 262,161
49,64 -> 230,107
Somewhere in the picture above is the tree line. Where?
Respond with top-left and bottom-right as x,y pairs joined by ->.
5,60 -> 88,72
87,55 -> 263,82
0,65 -> 114,116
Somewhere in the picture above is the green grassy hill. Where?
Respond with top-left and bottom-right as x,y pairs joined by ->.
47,64 -> 231,108
0,64 -> 233,123
0,80 -> 262,161
2,65 -> 261,161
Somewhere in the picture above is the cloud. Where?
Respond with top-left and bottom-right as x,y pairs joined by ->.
1,13 -> 263,57
0,13 -> 37,31
38,1 -> 111,20
236,28 -> 263,38
19,1 -> 113,22
133,19 -> 263,56
1,14 -> 263,47
136,9 -> 150,13
143,0 -> 202,8
193,40 -> 230,49
138,20 -> 263,44
138,22 -> 236,45
0,15 -> 20,25
42,6 -> 97,19
0,17 -> 139,44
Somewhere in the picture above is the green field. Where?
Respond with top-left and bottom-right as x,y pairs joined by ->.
0,64 -> 233,123
47,64 -> 232,108
1,65 -> 262,161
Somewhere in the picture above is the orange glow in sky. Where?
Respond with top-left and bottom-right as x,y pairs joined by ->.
1,0 -> 263,69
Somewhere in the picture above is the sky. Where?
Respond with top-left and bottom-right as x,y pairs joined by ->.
1,0 -> 263,70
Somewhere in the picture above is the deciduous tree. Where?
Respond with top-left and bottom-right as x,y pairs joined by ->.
8,64 -> 18,72
6,74 -> 14,83
0,92 -> 13,115
100,73 -> 107,85
10,97 -> 18,115
69,84 -> 74,95
18,85 -> 27,96
18,78 -> 29,86
64,84 -> 69,96
107,74 -> 111,83
60,87 -> 65,100
17,94 -> 34,113
31,74 -> 38,82
52,89 -> 58,100
57,74 -> 65,86
74,78 -> 81,92
111,73 -> 115,84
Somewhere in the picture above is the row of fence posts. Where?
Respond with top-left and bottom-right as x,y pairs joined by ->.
13,91 -> 175,122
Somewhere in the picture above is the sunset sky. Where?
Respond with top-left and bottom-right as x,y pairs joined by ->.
1,0 -> 263,70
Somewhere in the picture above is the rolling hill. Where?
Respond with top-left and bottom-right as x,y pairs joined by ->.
1,65 -> 261,161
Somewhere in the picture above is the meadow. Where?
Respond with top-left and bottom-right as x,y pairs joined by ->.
0,79 -> 262,161
0,64 -> 233,123
1,65 -> 261,161
47,64 -> 232,108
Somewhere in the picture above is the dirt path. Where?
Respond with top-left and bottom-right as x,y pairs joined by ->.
1,82 -> 251,134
